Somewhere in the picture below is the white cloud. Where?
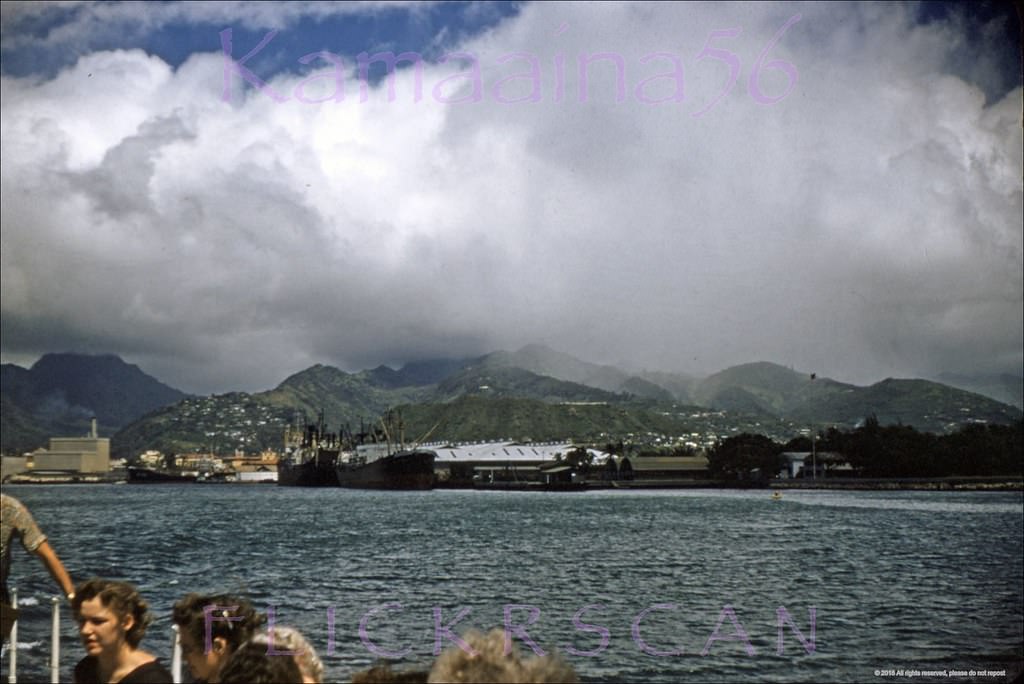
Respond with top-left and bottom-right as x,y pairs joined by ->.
1,2 -> 1020,393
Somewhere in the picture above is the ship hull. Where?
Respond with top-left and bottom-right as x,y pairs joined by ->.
336,450 -> 436,490
278,451 -> 339,487
126,467 -> 198,484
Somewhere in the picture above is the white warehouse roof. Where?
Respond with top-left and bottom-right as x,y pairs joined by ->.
428,441 -> 609,465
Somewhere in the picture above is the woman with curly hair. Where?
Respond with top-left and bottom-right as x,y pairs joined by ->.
172,593 -> 264,684
251,626 -> 325,683
71,578 -> 172,684
427,628 -> 578,684
217,637 -> 303,684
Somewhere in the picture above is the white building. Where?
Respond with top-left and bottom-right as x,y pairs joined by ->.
428,441 -> 609,483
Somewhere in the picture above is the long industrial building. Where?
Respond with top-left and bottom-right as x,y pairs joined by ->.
9,419 -> 110,477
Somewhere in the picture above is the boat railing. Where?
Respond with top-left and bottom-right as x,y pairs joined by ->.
6,587 -> 16,684
170,624 -> 182,683
3,588 -> 184,684
4,588 -> 60,684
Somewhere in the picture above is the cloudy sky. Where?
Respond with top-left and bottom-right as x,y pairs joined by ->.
1,1 -> 1021,395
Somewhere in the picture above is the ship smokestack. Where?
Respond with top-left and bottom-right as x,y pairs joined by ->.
91,417 -> 98,439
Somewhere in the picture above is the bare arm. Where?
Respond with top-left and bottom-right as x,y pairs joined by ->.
33,541 -> 75,598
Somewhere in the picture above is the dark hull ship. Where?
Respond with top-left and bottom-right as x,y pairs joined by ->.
277,415 -> 340,487
336,445 -> 436,490
334,411 -> 438,490
277,452 -> 338,487
126,466 -> 198,483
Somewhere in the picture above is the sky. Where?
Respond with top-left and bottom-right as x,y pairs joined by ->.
1,1 -> 1021,395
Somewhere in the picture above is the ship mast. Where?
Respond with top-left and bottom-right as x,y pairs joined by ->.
411,420 -> 443,450
379,410 -> 394,454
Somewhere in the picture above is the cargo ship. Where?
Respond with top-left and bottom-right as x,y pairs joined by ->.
277,414 -> 340,487
334,411 -> 437,489
336,443 -> 436,489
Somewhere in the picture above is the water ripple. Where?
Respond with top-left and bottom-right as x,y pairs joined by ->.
2,486 -> 1020,683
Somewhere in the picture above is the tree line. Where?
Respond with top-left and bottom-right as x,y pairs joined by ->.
707,417 -> 1023,481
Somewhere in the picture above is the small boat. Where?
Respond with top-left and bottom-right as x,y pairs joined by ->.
196,471 -> 231,484
771,490 -> 782,501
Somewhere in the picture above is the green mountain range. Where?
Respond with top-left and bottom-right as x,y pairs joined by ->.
2,347 -> 1020,458
1,353 -> 189,452
935,372 -> 1023,409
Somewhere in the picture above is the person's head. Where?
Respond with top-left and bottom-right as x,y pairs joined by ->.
72,579 -> 152,659
247,627 -> 324,683
218,638 -> 303,684
427,628 -> 578,683
172,593 -> 264,683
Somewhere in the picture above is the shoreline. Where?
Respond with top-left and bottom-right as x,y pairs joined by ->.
4,476 -> 1021,492
767,476 -> 1023,491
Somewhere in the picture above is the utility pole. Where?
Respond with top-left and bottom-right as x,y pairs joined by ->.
810,372 -> 817,480
812,426 -> 817,480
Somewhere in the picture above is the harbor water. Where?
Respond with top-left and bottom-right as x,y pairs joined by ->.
1,485 -> 1021,683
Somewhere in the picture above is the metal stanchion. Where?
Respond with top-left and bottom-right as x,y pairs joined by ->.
7,588 -> 17,684
170,624 -> 182,684
49,597 -> 59,684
